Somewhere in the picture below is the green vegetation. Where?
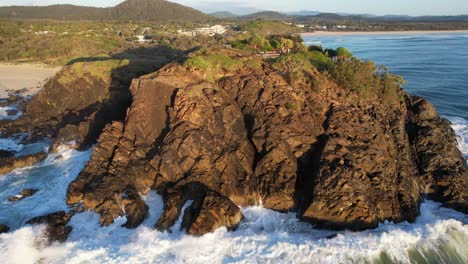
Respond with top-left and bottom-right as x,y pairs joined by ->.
285,102 -> 295,110
58,59 -> 129,85
241,21 -> 302,36
184,50 -> 246,81
0,20 -> 221,65
232,34 -> 305,52
324,51 -> 406,103
267,42 -> 405,105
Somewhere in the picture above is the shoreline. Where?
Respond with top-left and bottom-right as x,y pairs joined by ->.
301,30 -> 468,36
0,63 -> 61,98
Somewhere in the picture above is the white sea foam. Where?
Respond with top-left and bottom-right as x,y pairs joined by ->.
0,118 -> 467,263
448,116 -> 468,158
0,138 -> 23,152
0,106 -> 22,120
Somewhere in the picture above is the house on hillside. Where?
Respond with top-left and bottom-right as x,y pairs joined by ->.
177,25 -> 227,37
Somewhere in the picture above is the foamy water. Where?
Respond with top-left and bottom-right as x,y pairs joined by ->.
0,115 -> 467,263
0,106 -> 22,120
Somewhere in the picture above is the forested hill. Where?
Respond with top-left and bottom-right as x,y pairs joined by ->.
0,0 -> 213,22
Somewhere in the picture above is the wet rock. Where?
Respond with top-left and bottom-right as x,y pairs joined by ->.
0,224 -> 9,234
255,144 -> 298,212
6,109 -> 18,116
0,150 -> 15,158
8,188 -> 38,202
0,151 -> 47,175
49,124 -> 88,153
27,211 -> 74,243
182,192 -> 243,236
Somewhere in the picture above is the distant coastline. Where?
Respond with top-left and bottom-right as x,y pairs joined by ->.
302,30 -> 468,36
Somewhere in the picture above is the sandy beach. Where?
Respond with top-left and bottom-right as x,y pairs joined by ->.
0,63 -> 61,98
301,30 -> 468,36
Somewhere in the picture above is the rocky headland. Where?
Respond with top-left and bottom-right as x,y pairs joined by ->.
0,45 -> 466,241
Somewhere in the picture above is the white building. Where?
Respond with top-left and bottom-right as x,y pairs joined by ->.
178,25 -> 227,37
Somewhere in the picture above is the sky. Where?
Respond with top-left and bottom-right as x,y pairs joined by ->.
0,0 -> 468,16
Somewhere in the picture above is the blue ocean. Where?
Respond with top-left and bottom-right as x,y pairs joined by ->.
0,33 -> 467,263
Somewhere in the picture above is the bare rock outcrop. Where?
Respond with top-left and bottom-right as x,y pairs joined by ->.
2,47 -> 465,236
0,151 -> 47,175
408,96 -> 468,213
64,48 -> 467,234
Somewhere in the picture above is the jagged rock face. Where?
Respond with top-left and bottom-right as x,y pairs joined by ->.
300,104 -> 421,230
64,49 -> 467,235
1,60 -> 130,145
151,83 -> 258,205
408,96 -> 468,213
3,47 -> 463,237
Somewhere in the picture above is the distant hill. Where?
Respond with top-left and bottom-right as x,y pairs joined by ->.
240,11 -> 291,21
210,11 -> 238,19
286,10 -> 320,16
0,0 -> 213,22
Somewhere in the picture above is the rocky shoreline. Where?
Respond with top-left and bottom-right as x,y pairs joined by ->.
0,46 -> 466,242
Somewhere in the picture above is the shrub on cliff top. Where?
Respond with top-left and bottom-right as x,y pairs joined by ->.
58,59 -> 129,85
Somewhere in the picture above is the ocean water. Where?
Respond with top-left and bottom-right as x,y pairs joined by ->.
0,33 -> 467,263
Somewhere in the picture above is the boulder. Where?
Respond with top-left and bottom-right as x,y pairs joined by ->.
8,189 -> 38,202
182,192 -> 243,236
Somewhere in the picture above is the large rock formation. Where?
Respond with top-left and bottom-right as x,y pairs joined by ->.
2,47 -> 466,237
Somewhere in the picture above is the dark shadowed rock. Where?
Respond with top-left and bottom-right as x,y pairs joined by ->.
0,224 -> 9,234
27,211 -> 74,242
0,151 -> 47,175
8,188 -> 38,202
0,150 -> 15,158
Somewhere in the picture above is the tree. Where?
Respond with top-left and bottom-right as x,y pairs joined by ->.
279,38 -> 294,53
249,34 -> 266,49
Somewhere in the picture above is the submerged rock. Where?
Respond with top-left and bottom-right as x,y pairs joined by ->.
27,211 -> 74,243
0,150 -> 15,158
0,151 -> 47,175
8,188 -> 38,202
0,224 -> 9,234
